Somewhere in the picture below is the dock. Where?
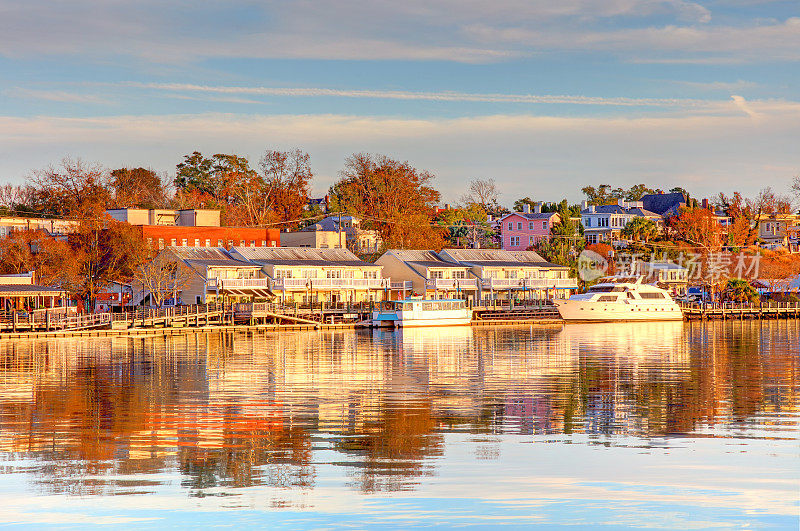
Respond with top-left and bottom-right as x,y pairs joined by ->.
680,301 -> 800,320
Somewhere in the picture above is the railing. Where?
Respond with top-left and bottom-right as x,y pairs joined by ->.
480,278 -> 578,289
679,301 -> 800,310
390,281 -> 413,290
272,278 -> 385,290
425,278 -> 479,290
207,278 -> 272,289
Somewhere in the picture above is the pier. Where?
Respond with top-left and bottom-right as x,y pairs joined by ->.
680,301 -> 800,320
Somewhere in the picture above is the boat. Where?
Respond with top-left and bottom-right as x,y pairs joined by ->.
553,276 -> 683,322
371,298 -> 472,327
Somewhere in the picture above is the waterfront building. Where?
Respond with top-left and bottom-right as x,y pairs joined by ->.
437,248 -> 577,301
0,216 -> 78,238
375,249 -> 478,301
0,272 -> 70,311
140,247 -> 270,305
640,192 -> 687,219
317,215 -> 382,254
106,208 -> 221,227
229,247 -> 386,305
581,200 -> 662,245
94,281 -> 133,312
498,203 -> 560,251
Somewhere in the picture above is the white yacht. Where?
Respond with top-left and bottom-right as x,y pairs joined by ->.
372,298 -> 472,327
553,277 -> 683,321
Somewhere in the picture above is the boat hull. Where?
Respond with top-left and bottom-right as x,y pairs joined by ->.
554,300 -> 683,321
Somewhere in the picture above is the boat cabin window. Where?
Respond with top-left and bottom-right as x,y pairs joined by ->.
598,295 -> 617,302
639,292 -> 666,299
587,286 -> 626,293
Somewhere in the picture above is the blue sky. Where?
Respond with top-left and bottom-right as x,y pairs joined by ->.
1,0 -> 798,204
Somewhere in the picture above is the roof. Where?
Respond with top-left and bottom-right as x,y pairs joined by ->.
640,192 -> 686,217
439,248 -> 566,268
498,211 -> 559,221
168,246 -> 236,261
581,205 -> 660,217
230,246 -> 379,267
185,259 -> 259,269
385,249 -> 465,267
0,284 -> 66,295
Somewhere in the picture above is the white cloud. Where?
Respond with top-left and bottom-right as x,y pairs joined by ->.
0,1 -> 794,63
0,104 -> 797,202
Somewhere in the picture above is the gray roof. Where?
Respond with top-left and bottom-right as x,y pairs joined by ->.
441,248 -> 546,262
168,246 -> 235,261
500,212 -> 558,221
641,192 -> 686,217
408,260 -> 466,268
581,204 -> 660,217
230,246 -> 379,267
185,259 -> 259,269
386,249 -> 464,267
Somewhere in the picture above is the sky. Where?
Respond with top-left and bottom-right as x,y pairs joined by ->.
1,0 -> 798,204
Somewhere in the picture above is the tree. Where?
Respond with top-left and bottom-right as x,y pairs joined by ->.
68,218 -> 148,311
461,178 -> 502,216
436,204 -> 493,248
513,197 -> 536,212
133,252 -> 193,307
257,149 -> 313,226
110,167 -> 168,209
723,278 -> 758,303
671,208 -> 724,251
29,157 -> 111,218
0,230 -> 79,289
537,204 -> 584,269
0,184 -> 36,215
332,153 -> 444,249
792,176 -> 800,202
625,184 -> 657,201
622,217 -> 659,243
175,151 -> 215,195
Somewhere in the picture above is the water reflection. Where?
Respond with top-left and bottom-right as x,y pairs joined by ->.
0,321 -> 797,522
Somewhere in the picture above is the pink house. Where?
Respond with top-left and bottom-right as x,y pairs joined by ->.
499,203 -> 560,251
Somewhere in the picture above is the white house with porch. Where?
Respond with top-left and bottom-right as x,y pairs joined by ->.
375,249 -> 479,301
229,247 -> 386,305
436,248 -> 577,301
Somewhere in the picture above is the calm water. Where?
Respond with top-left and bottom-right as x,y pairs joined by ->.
0,321 -> 797,529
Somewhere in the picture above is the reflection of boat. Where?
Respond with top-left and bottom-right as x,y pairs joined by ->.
372,298 -> 472,327
554,277 -> 682,322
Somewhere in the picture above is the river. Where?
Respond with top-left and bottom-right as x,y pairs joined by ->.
0,321 -> 797,528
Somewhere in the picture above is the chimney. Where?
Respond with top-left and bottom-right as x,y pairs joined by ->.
522,203 -> 530,214
581,200 -> 589,211
618,198 -> 625,207
444,203 -> 451,210
702,198 -> 709,209
590,204 -> 596,213
534,202 -> 542,214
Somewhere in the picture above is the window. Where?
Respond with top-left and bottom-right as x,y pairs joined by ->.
640,292 -> 665,299
170,238 -> 177,246
430,270 -> 444,279
147,238 -> 153,246
158,238 -> 164,249
452,270 -> 466,279
250,240 -> 256,247
239,240 -> 245,247
276,270 -> 292,279
364,270 -> 378,279
542,221 -> 547,230
529,222 -> 534,230
302,269 -> 318,278
205,239 -> 211,247
261,240 -> 266,246
508,222 -> 513,231
227,240 -> 234,248
510,236 -> 520,246
217,240 -> 223,247
585,218 -> 591,227
194,239 -> 200,247
271,241 -> 276,247
529,235 -> 535,245
505,270 -> 518,279
598,296 -> 617,302
181,239 -> 187,246
517,222 -> 522,230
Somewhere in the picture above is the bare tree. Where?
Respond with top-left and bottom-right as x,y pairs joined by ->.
461,178 -> 501,214
29,157 -> 111,218
133,253 -> 192,308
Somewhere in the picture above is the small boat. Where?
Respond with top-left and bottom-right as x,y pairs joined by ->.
553,276 -> 683,322
372,298 -> 472,327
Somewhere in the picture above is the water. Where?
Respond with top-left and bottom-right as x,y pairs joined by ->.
0,321 -> 797,529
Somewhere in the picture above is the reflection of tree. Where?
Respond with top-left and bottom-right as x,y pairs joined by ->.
0,321 -> 797,498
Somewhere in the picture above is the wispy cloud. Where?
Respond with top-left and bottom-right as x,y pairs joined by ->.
119,82 -> 710,108
5,88 -> 112,105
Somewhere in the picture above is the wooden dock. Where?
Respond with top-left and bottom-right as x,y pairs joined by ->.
680,301 -> 800,320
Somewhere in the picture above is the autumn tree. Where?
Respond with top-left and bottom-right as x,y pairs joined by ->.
436,204 -> 493,248
110,167 -> 169,209
332,153 -> 444,249
29,158 -> 111,218
0,230 -> 79,289
68,218 -> 148,310
257,149 -> 312,225
672,208 -> 724,251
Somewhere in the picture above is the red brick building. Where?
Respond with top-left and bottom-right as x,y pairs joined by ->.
139,226 -> 280,250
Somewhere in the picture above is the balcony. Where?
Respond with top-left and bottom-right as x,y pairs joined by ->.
391,281 -> 413,290
425,278 -> 479,291
481,277 -> 578,290
206,278 -> 273,292
272,277 -> 385,290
